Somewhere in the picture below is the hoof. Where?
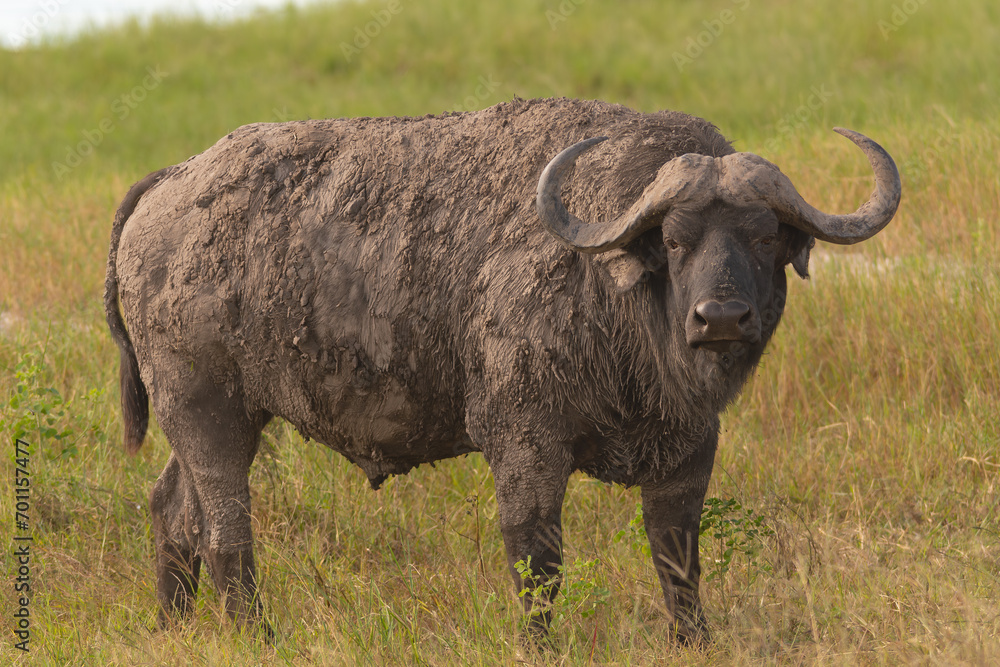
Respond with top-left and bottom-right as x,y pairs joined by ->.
671,612 -> 710,646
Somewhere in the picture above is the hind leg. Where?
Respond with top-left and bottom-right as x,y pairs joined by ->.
190,456 -> 267,635
150,452 -> 202,627
150,361 -> 270,636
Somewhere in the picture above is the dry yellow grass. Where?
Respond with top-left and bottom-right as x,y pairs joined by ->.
2,0 -> 998,663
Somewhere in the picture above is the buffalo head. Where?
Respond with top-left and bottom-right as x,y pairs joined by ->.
536,129 -> 901,388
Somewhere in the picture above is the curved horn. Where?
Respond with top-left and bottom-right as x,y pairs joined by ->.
537,128 -> 900,252
722,128 -> 901,245
536,137 -> 718,253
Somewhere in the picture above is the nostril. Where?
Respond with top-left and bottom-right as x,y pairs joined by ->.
723,301 -> 750,321
690,300 -> 756,345
694,301 -> 722,328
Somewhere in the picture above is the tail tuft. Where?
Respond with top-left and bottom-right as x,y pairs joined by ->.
120,347 -> 149,456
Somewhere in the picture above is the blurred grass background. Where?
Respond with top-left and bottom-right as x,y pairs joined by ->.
1,0 -> 998,664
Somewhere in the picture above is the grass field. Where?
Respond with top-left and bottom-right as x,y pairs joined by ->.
1,0 -> 999,663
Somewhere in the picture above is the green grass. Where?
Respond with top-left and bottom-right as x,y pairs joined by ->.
2,0 -> 999,663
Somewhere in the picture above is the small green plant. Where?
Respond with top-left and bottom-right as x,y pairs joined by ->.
514,555 -> 610,630
612,501 -> 651,557
699,496 -> 774,583
2,353 -> 107,459
613,499 -> 775,583
3,354 -> 72,448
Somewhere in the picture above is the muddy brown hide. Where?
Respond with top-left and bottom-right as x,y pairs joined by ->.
107,97 -> 892,641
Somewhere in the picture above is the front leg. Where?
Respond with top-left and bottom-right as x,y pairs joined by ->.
640,426 -> 718,643
485,440 -> 573,637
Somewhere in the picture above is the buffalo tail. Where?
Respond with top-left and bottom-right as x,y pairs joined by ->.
103,167 -> 172,455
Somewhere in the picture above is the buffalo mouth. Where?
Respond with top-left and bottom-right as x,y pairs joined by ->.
692,339 -> 752,355
690,338 -> 763,376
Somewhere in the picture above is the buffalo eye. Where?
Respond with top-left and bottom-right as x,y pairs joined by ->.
755,234 -> 776,249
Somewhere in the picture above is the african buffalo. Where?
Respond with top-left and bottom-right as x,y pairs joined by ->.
105,97 -> 900,641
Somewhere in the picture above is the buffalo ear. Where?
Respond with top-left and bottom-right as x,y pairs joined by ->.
785,228 -> 815,279
791,242 -> 812,278
593,248 -> 649,293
